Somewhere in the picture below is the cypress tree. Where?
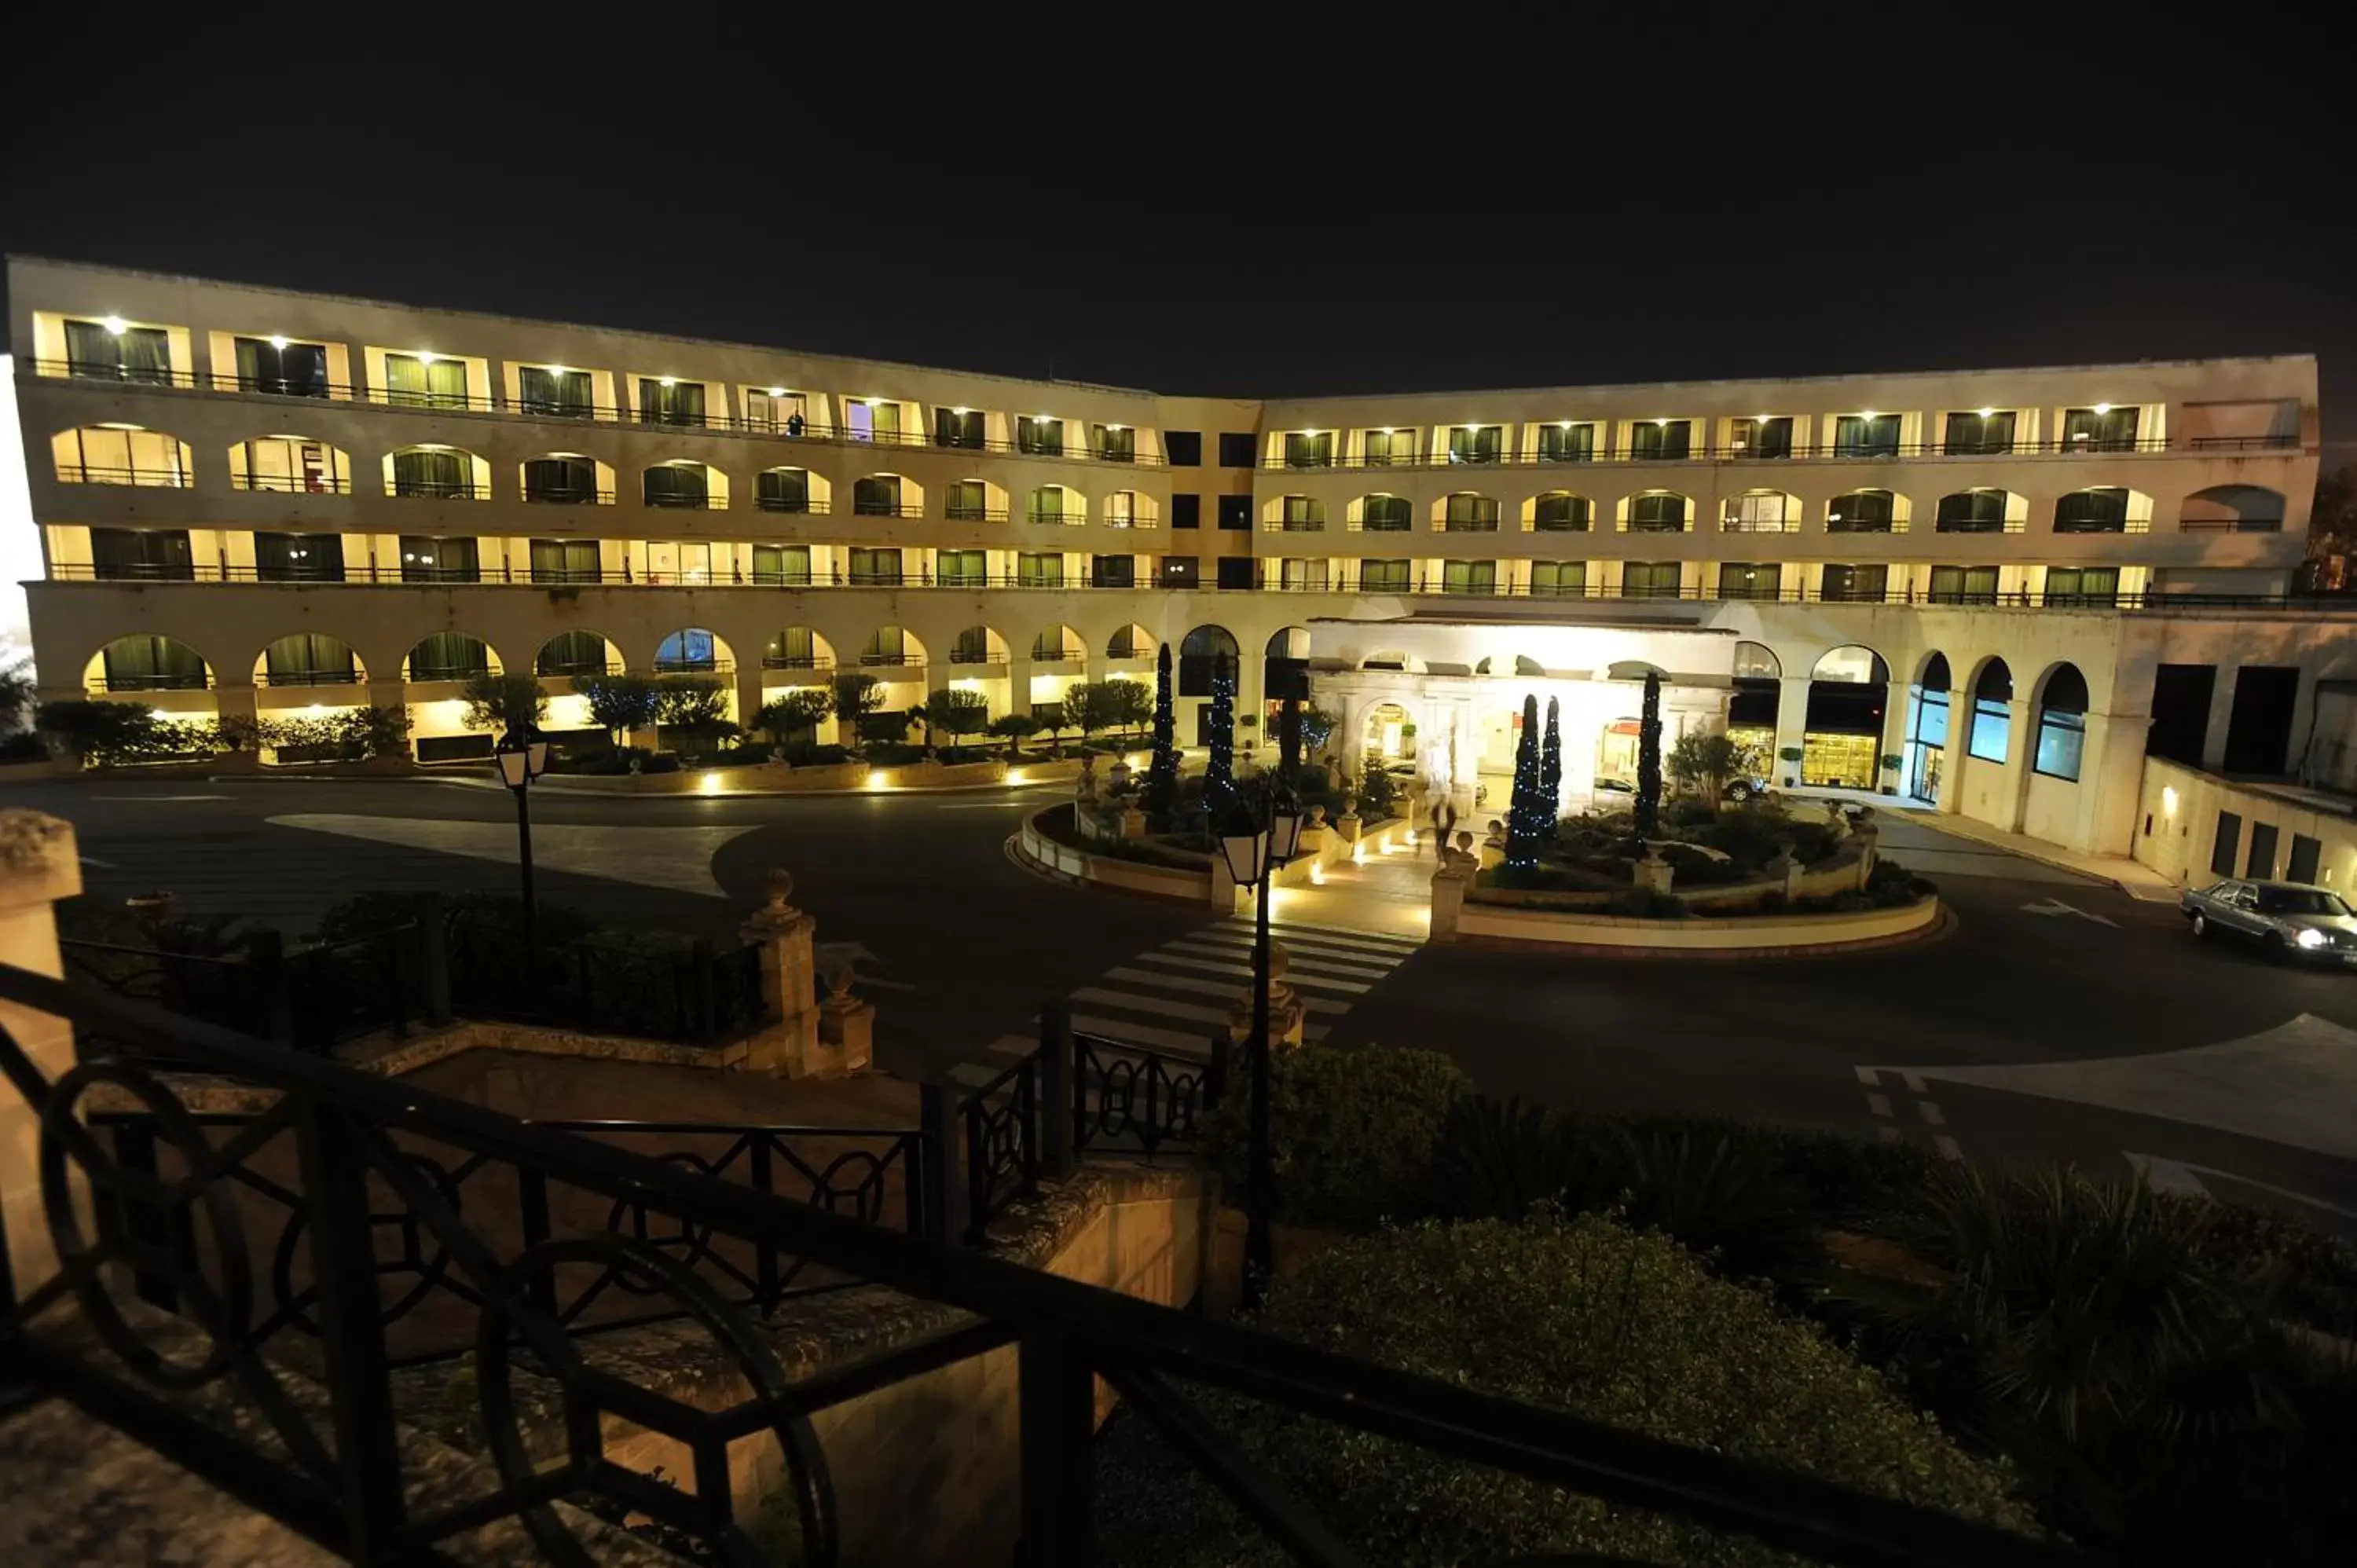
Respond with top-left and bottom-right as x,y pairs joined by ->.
1635,669 -> 1663,838
1505,693 -> 1545,868
1539,695 -> 1562,831
1143,643 -> 1178,817
1202,664 -> 1237,813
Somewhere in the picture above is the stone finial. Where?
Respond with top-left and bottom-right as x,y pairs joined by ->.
1304,803 -> 1328,829
822,956 -> 856,1003
1076,753 -> 1099,803
765,867 -> 797,912
0,810 -> 71,876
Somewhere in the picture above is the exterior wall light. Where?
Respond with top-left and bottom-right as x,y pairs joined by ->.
2094,402 -> 2113,415
659,376 -> 677,387
1655,418 -> 1669,427
268,335 -> 290,350
2161,785 -> 2179,816
101,315 -> 127,335
768,385 -> 786,397
1860,410 -> 1878,420
1978,407 -> 1996,419
416,350 -> 438,365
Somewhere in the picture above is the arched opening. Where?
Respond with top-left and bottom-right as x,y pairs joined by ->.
255,633 -> 362,688
2054,486 -> 2139,533
654,628 -> 731,674
1827,489 -> 1903,533
1530,491 -> 1592,532
522,454 -> 609,504
644,460 -> 722,510
535,630 -> 620,679
853,473 -> 918,517
1967,658 -> 2014,764
860,626 -> 926,669
949,626 -> 1007,666
402,632 -> 496,683
1106,624 -> 1153,661
1934,488 -> 2015,533
1904,652 -> 1952,803
1264,625 -> 1310,713
1622,491 -> 1691,533
1727,641 -> 1781,766
762,627 -> 836,672
944,477 -> 1000,522
757,466 -> 827,514
1721,489 -> 1796,533
1801,645 -> 1890,788
1105,490 -> 1154,529
86,636 -> 210,693
1026,485 -> 1083,526
2179,485 -> 2285,534
1274,495 -> 1325,531
53,425 -> 192,487
1439,492 -> 1500,532
1362,701 -> 1413,764
1032,625 -> 1083,664
229,434 -> 350,494
386,445 -> 489,500
1358,493 -> 1412,532
1178,625 -> 1238,697
2033,664 -> 2089,782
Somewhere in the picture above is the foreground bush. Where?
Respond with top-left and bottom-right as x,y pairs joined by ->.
1096,1213 -> 2033,1566
1204,1044 -> 1467,1228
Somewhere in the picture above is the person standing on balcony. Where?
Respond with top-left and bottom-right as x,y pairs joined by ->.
786,411 -> 805,438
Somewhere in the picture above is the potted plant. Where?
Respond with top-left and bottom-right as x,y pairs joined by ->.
1776,746 -> 1803,787
1878,753 -> 1903,794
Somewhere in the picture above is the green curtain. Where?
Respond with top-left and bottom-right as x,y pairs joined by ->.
770,627 -> 816,665
753,545 -> 811,586
410,633 -> 488,680
1019,553 -> 1064,588
400,536 -> 478,583
863,627 -> 906,662
759,469 -> 810,511
537,631 -> 608,675
530,538 -> 599,583
394,449 -> 467,496
266,633 -> 355,685
1094,555 -> 1135,588
1535,494 -> 1589,530
851,548 -> 902,584
64,320 -> 118,376
102,636 -> 206,690
255,533 -> 344,581
646,464 -> 709,507
854,477 -> 900,515
521,367 -> 590,416
385,354 -> 428,405
1362,559 -> 1409,592
1365,495 -> 1409,530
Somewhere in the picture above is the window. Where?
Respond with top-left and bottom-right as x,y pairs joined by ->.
653,545 -> 714,588
1833,414 -> 1901,458
2210,814 -> 2243,878
637,379 -> 706,427
233,336 -> 328,397
855,475 -> 904,517
255,532 -> 344,583
1928,564 -> 2000,605
2289,833 -> 2323,885
65,319 -> 173,383
2034,665 -> 2088,780
1534,493 -> 1590,532
1165,431 -> 1202,467
1092,424 -> 1135,463
1281,496 -> 1325,530
757,468 -> 811,513
849,548 -> 903,586
384,353 -> 469,409
1728,416 -> 1793,459
1441,559 -> 1497,595
934,548 -> 987,587
56,426 -> 189,487
1092,554 -> 1137,588
1717,562 -> 1782,601
1622,562 -> 1681,599
529,538 -> 600,584
392,448 -> 472,498
644,463 -> 711,508
233,436 -> 335,493
518,366 -> 592,418
265,633 -> 356,687
746,389 -> 806,434
90,528 -> 194,582
1027,487 -> 1077,525
1722,492 -> 1790,533
409,632 -> 489,682
400,536 -> 478,584
1171,493 -> 1201,529
1109,625 -> 1147,659
1968,661 -> 2013,762
1278,558 -> 1327,591
854,401 -> 904,443
1284,431 -> 1333,468
1538,423 -> 1596,463
100,636 -> 207,691
523,456 -> 598,504
860,628 -> 910,666
1362,429 -> 1414,466
651,629 -> 717,673
1627,493 -> 1686,532
1531,561 -> 1587,598
1942,410 -> 2014,456
1362,494 -> 1412,531
1017,416 -> 1064,456
1821,564 -> 1888,603
1935,489 -> 2008,533
768,627 -> 822,669
1217,495 -> 1252,530
1629,421 -> 1691,460
1217,433 -> 1255,467
1017,552 -> 1065,588
1446,426 -> 1503,464
945,479 -> 990,521
934,408 -> 985,449
2043,566 -> 2120,607
2055,488 -> 2129,533
1160,556 -> 1198,588
2063,405 -> 2139,452
1443,493 -> 1499,531
537,630 -> 610,676
1358,559 -> 1411,592
1216,557 -> 1257,589
1827,489 -> 1896,532
751,544 -> 811,586
951,628 -> 994,665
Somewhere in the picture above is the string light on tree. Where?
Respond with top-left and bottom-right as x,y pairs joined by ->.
1143,643 -> 1178,819
1635,669 -> 1663,838
1540,695 -> 1562,826
1505,693 -> 1546,868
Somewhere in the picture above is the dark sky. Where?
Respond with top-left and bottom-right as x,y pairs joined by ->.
5,13 -> 2349,456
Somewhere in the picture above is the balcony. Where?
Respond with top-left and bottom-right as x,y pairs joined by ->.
233,473 -> 352,495
389,479 -> 488,500
852,501 -> 926,518
522,485 -> 615,505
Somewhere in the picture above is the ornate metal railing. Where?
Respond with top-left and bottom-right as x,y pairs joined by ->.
60,925 -> 425,1057
1072,1028 -> 1218,1161
441,920 -> 763,1046
0,965 -> 2087,1566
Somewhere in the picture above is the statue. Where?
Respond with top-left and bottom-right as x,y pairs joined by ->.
1075,753 -> 1099,804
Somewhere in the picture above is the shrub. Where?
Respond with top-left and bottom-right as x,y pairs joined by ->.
460,672 -> 548,735
781,742 -> 851,768
0,731 -> 46,763
1606,888 -> 1688,918
576,672 -> 661,745
1354,757 -> 1398,820
35,700 -> 208,765
858,711 -> 909,747
1094,1213 -> 2033,1566
863,741 -> 926,767
1204,1044 -> 1468,1228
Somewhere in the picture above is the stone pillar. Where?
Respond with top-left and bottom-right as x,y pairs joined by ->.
814,960 -> 874,1076
1208,852 -> 1241,913
733,665 -> 766,737
1876,683 -> 1909,795
737,867 -> 822,1076
1633,847 -> 1674,893
1772,675 -> 1811,786
2000,699 -> 2036,832
1936,687 -> 1971,815
0,810 -> 83,1295
1228,941 -> 1307,1051
2200,666 -> 2238,773
1766,849 -> 1805,900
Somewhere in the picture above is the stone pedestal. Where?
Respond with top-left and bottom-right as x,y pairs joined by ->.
1429,863 -> 1469,943
1850,811 -> 1880,887
1227,941 -> 1307,1051
1119,807 -> 1148,841
815,965 -> 875,1076
0,810 -> 85,1296
737,867 -> 823,1076
1766,852 -> 1805,900
1633,850 -> 1674,894
1333,810 -> 1362,847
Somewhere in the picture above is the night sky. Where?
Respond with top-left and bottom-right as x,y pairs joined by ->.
5,16 -> 2349,455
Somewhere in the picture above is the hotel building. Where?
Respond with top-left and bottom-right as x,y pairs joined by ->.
9,255 -> 2343,867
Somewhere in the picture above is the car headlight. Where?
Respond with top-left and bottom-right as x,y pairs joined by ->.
2296,928 -> 2328,950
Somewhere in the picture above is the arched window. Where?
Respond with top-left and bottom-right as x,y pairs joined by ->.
1178,625 -> 1238,696
860,626 -> 916,667
1722,490 -> 1792,533
1362,494 -> 1411,532
1032,627 -> 1082,662
2179,485 -> 2286,534
853,474 -> 904,516
1534,493 -> 1591,532
1935,489 -> 2009,533
654,629 -> 721,672
1733,642 -> 1781,680
763,628 -> 831,670
1107,624 -> 1153,660
2034,665 -> 2089,781
757,467 -> 812,513
52,426 -> 192,487
523,455 -> 599,504
1626,492 -> 1687,533
405,632 -> 493,682
1442,493 -> 1499,531
260,633 -> 360,687
1827,489 -> 1897,533
536,631 -> 614,677
1968,659 -> 2013,762
231,435 -> 348,494
644,462 -> 714,509
390,445 -> 483,499
1280,496 -> 1325,530
2055,487 -> 2129,533
950,626 -> 999,665
93,636 -> 208,692
1027,485 -> 1081,526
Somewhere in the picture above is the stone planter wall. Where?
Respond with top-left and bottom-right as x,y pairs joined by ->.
1019,806 -> 1213,902
1450,893 -> 1940,955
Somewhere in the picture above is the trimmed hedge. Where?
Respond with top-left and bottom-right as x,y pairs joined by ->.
1204,1044 -> 1468,1229
1096,1212 -> 2033,1566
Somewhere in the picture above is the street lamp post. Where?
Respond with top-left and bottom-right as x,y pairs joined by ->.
1218,780 -> 1303,1312
493,725 -> 551,955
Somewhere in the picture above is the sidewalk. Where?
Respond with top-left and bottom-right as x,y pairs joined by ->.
1902,811 -> 2182,903
1270,837 -> 1438,940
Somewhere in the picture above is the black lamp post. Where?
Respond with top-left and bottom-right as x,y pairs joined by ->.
493,725 -> 551,954
1218,780 -> 1303,1312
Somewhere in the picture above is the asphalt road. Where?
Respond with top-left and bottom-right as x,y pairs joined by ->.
16,777 -> 2357,1233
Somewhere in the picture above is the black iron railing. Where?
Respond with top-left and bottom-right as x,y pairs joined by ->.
52,463 -> 194,487
59,925 -> 425,1057
0,963 -> 2085,1567
441,922 -> 764,1047
1255,434 -> 2291,469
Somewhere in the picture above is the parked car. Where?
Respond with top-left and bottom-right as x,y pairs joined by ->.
2180,878 -> 2357,966
1722,775 -> 1770,802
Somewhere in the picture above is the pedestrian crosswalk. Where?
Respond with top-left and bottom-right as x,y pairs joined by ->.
946,916 -> 1424,1088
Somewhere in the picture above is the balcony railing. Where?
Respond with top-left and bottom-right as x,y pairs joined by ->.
2178,515 -> 2285,532
757,495 -> 831,514
521,485 -> 616,505
1254,433 -> 2268,469
254,666 -> 362,687
52,463 -> 192,487
85,670 -> 214,693
945,506 -> 1010,522
231,473 -> 353,494
851,501 -> 925,518
387,481 -> 488,500
1026,511 -> 1087,527
643,490 -> 724,511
